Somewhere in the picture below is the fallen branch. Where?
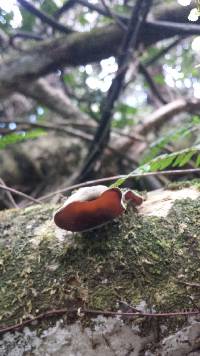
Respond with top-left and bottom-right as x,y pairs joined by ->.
0,307 -> 199,335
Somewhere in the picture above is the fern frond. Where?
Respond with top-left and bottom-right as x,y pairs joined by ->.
136,146 -> 200,173
142,123 -> 200,163
112,145 -> 200,188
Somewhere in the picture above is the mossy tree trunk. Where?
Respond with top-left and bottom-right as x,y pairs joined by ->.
0,182 -> 200,355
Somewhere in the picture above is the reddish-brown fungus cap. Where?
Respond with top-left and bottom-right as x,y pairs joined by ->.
124,190 -> 143,206
54,186 -> 124,232
54,185 -> 143,232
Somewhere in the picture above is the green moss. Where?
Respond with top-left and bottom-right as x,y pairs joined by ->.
0,187 -> 200,330
167,178 -> 200,191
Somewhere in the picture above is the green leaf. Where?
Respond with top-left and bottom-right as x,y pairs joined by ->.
110,177 -> 126,188
178,151 -> 195,167
142,125 -> 194,164
157,155 -> 175,170
172,153 -> 186,167
196,154 -> 200,167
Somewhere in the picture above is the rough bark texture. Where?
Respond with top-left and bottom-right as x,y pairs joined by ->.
0,181 -> 200,355
0,133 -> 87,204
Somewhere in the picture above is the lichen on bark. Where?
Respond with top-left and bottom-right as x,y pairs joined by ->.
0,181 -> 200,333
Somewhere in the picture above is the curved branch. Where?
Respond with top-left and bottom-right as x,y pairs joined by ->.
139,98 -> 200,134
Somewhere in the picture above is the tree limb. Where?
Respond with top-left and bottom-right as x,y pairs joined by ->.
139,98 -> 200,134
18,78 -> 95,125
0,4 -> 199,98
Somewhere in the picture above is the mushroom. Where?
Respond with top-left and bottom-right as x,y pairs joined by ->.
54,185 -> 143,232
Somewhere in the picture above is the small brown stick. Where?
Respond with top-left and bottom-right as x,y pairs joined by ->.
0,307 -> 199,335
0,184 -> 41,204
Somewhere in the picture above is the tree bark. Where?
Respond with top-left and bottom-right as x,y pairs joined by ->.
0,133 -> 87,204
0,182 -> 200,355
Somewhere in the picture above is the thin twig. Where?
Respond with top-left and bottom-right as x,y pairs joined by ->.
112,129 -> 145,142
10,31 -> 44,50
39,168 -> 200,202
0,178 -> 19,208
2,119 -> 96,130
0,185 -> 41,204
139,63 -> 168,105
144,36 -> 184,67
17,0 -> 73,34
55,0 -> 110,19
0,307 -> 199,335
77,0 -> 111,17
54,0 -> 76,19
10,31 -> 44,43
100,0 -> 127,30
82,308 -> 200,318
21,122 -> 93,142
60,0 -> 129,25
1,120 -> 94,142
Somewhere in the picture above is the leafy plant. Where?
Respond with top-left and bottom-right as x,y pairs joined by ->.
142,119 -> 200,163
0,129 -> 46,150
112,145 -> 200,188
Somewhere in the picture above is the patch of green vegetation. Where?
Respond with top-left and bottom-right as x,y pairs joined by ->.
167,178 -> 200,191
0,189 -> 200,332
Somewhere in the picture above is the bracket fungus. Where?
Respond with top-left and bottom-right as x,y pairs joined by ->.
54,185 -> 143,232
